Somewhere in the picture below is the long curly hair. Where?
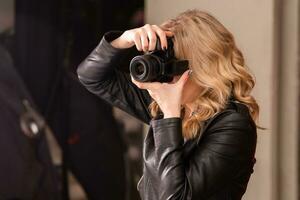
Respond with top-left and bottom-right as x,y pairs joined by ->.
149,9 -> 262,140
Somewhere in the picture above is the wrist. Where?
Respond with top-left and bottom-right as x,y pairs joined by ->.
163,111 -> 181,119
110,37 -> 128,49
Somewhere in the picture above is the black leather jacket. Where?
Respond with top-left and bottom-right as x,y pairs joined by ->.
77,31 -> 257,200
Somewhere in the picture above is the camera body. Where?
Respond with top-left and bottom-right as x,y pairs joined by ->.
129,37 -> 189,83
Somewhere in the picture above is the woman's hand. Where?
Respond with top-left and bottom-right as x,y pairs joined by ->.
112,23 -> 188,118
110,24 -> 173,51
131,70 -> 191,119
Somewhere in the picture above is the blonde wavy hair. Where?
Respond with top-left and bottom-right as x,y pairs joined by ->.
149,9 -> 262,140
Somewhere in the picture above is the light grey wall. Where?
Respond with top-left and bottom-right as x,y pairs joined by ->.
146,0 -> 299,200
275,0 -> 299,199
0,0 -> 14,32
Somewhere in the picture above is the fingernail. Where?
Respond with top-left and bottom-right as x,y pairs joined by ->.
188,70 -> 193,76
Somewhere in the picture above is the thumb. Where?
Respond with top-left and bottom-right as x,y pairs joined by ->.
176,69 -> 192,87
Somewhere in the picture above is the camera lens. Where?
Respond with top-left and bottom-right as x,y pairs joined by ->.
135,64 -> 145,76
130,54 -> 162,82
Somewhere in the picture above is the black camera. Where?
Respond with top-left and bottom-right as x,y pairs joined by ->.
129,37 -> 189,83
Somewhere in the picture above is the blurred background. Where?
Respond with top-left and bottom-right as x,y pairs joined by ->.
0,0 -> 299,200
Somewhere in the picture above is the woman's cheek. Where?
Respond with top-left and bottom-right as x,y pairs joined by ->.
181,80 -> 192,103
181,88 -> 187,104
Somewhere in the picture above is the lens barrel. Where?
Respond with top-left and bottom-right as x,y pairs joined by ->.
129,54 -> 162,82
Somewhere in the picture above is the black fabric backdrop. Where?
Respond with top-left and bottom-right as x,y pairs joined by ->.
0,44 -> 60,200
13,0 -> 142,199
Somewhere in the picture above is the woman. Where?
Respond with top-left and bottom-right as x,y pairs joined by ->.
77,9 -> 259,200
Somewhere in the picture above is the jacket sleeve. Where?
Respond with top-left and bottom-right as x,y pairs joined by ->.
146,111 -> 256,200
77,31 -> 152,124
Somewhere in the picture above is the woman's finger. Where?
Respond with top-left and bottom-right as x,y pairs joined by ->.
132,32 -> 142,51
143,24 -> 157,51
140,27 -> 149,52
131,76 -> 143,88
130,76 -> 149,89
131,76 -> 162,90
152,25 -> 168,49
165,31 -> 174,37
